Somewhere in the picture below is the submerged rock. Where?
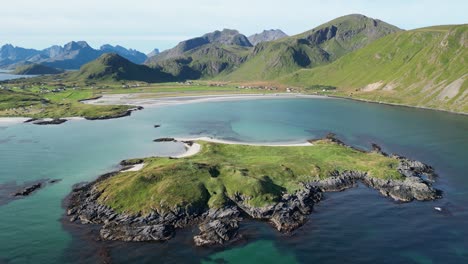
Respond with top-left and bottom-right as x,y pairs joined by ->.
13,183 -> 43,196
153,138 -> 176,142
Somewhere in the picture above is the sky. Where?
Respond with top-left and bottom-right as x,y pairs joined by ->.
1,0 -> 467,54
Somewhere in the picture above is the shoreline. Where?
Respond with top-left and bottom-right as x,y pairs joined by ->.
82,93 -> 333,108
171,137 -> 313,159
0,117 -> 30,125
0,117 -> 87,126
175,137 -> 313,147
328,95 -> 468,116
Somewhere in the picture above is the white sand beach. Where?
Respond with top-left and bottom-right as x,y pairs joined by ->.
0,117 -> 30,126
121,163 -> 145,172
83,93 -> 331,108
172,137 -> 313,159
175,137 -> 313,147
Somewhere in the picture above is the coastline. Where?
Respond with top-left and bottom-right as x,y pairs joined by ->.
82,92 -> 468,116
328,95 -> 468,116
175,137 -> 313,147
0,117 -> 30,125
0,117 -> 86,126
171,137 -> 313,159
82,93 -> 333,108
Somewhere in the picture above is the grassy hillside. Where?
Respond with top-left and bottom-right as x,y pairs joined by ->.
70,53 -> 174,83
220,14 -> 401,81
97,139 -> 402,214
0,89 -> 45,110
146,29 -> 252,80
152,45 -> 251,80
281,25 -> 468,113
12,63 -> 64,75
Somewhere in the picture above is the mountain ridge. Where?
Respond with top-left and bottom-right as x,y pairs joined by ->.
248,29 -> 288,46
0,42 -> 154,70
220,14 -> 402,81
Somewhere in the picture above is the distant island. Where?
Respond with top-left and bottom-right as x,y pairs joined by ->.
67,135 -> 441,247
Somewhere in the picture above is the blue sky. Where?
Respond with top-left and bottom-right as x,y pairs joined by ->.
1,0 -> 466,53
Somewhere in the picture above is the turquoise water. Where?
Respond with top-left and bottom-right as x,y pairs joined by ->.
0,98 -> 467,263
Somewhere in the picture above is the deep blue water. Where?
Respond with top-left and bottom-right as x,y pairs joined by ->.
0,97 -> 467,263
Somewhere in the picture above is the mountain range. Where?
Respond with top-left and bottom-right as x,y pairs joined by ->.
4,13 -> 465,112
0,42 -> 153,69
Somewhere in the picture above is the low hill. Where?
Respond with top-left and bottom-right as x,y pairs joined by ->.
146,29 -> 253,79
221,14 -> 401,81
281,25 -> 468,113
71,53 -> 174,83
12,63 -> 64,75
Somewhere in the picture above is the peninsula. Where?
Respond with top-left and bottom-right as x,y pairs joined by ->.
67,135 -> 441,247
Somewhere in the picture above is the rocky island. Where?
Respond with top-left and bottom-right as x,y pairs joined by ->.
66,135 -> 441,247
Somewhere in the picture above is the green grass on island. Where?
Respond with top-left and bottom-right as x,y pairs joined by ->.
0,88 -> 134,119
96,139 -> 402,215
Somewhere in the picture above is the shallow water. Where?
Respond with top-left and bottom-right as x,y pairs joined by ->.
0,98 -> 467,263
0,70 -> 36,81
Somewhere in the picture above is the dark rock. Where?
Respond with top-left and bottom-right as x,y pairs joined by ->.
100,223 -> 174,242
13,183 -> 42,196
153,138 -> 176,142
194,207 -> 241,246
33,119 -> 67,125
119,159 -> 144,166
154,124 -> 161,128
49,179 -> 62,184
24,118 -> 38,123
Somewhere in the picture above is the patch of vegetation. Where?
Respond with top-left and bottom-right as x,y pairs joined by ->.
96,139 -> 402,215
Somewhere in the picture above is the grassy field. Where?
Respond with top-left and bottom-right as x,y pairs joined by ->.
96,139 -> 402,215
0,87 -> 134,119
0,77 -> 283,118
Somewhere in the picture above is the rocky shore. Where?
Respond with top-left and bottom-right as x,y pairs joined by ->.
84,106 -> 144,121
65,139 -> 441,247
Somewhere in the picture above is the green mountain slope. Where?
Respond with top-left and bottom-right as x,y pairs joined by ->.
12,63 -> 64,75
70,53 -> 174,83
221,14 -> 401,81
281,25 -> 468,113
146,29 -> 252,79
152,45 -> 251,79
